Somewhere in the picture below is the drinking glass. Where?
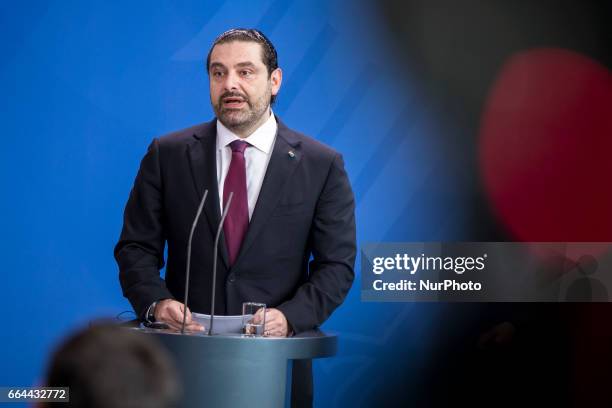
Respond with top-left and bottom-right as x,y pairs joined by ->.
242,302 -> 266,336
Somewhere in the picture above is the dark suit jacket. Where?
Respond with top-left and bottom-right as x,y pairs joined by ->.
114,117 -> 356,406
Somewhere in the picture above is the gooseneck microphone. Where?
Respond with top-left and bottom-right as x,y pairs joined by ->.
208,192 -> 233,336
181,189 -> 209,334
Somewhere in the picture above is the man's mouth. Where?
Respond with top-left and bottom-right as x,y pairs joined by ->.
222,97 -> 247,109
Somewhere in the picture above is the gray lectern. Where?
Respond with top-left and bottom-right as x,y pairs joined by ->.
133,327 -> 337,408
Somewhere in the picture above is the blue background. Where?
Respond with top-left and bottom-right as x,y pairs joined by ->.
0,1 -> 466,405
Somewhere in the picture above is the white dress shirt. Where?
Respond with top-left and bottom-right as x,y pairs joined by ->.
216,111 -> 278,220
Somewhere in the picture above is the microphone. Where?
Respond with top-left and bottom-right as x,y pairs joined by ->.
208,191 -> 233,336
181,189 -> 209,334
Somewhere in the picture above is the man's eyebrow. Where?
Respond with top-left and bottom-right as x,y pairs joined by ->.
235,62 -> 257,68
209,62 -> 226,70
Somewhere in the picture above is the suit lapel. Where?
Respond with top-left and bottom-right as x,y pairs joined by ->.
232,119 -> 302,270
187,120 -> 230,269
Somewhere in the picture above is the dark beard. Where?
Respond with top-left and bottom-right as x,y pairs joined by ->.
213,88 -> 272,134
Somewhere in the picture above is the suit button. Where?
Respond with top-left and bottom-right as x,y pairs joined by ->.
228,274 -> 236,283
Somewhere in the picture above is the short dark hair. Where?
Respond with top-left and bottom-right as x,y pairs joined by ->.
206,28 -> 278,75
44,324 -> 181,408
206,28 -> 279,104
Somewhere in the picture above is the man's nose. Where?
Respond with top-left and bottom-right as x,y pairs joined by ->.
222,71 -> 240,91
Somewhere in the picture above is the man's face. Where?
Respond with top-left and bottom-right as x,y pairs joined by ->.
209,41 -> 282,134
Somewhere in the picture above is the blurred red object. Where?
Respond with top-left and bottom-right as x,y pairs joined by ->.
479,48 -> 612,242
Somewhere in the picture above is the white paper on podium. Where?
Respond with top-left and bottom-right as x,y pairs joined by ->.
191,313 -> 249,334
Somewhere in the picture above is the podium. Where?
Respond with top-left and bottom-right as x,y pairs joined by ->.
134,327 -> 337,408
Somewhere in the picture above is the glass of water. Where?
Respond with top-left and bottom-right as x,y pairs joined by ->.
242,302 -> 266,336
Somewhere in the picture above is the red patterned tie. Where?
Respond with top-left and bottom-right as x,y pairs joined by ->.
223,140 -> 250,265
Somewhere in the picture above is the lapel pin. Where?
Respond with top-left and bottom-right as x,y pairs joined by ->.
288,150 -> 295,158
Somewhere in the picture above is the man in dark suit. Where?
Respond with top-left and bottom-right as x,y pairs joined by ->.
114,28 -> 356,406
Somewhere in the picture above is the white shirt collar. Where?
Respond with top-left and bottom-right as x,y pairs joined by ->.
216,110 -> 277,154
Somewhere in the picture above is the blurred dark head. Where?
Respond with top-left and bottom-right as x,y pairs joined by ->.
43,324 -> 181,408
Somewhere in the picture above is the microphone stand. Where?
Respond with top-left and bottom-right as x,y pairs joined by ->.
181,190 -> 209,334
209,192 -> 233,336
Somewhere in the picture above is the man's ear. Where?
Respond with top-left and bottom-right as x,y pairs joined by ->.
270,68 -> 283,96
